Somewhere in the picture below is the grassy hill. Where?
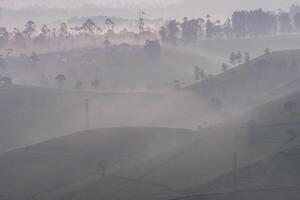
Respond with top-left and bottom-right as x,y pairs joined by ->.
0,127 -> 198,200
2,90 -> 300,199
186,145 -> 300,195
0,84 -> 230,152
187,49 -> 300,109
2,36 -> 300,199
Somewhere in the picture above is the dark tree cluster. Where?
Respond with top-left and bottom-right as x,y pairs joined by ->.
159,7 -> 300,44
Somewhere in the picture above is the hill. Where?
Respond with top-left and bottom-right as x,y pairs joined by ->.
59,91 -> 300,200
186,145 -> 300,196
2,90 -> 300,199
187,49 -> 300,109
0,127 -> 198,200
0,84 -> 229,152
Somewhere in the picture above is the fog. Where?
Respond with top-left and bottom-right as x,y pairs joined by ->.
1,1 -> 300,200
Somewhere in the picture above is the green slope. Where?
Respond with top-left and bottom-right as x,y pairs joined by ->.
0,127 -> 198,200
187,145 -> 300,194
187,49 -> 300,108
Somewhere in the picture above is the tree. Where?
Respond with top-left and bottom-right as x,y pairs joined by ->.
264,48 -> 271,56
244,52 -> 250,63
105,18 -> 115,31
104,39 -> 112,48
82,19 -> 98,36
174,80 -> 181,90
232,11 -> 248,37
36,24 -> 51,43
30,52 -> 39,66
0,76 -> 12,85
223,18 -> 233,38
222,63 -> 229,72
230,52 -> 236,65
55,74 -> 66,88
199,68 -> 206,81
0,27 -> 9,47
294,12 -> 300,32
278,12 -> 293,34
137,11 -> 146,32
205,15 -> 215,38
92,78 -> 100,90
59,22 -> 68,38
12,28 -> 26,47
235,50 -> 243,64
166,20 -> 180,44
23,20 -> 36,39
181,17 -> 201,42
194,65 -> 201,81
159,26 -> 167,43
144,40 -> 161,57
0,54 -> 6,72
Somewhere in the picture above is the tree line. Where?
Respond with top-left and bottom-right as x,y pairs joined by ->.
159,7 -> 300,44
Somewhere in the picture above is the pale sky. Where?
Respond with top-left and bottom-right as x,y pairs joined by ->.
2,0 -> 299,19
2,0 -> 297,9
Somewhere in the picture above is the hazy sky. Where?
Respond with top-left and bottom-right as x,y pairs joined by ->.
3,0 -> 297,9
2,0 -> 299,19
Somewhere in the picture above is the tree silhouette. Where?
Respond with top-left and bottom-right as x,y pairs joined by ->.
222,63 -> 229,72
181,17 -> 201,42
236,51 -> 243,64
30,52 -> 39,66
59,22 -> 68,38
13,28 -> 26,47
55,74 -> 66,88
91,78 -> 100,90
205,15 -> 214,38
82,19 -> 98,36
278,12 -> 293,34
294,12 -> 300,32
23,20 -> 36,40
194,65 -> 201,81
105,18 -> 115,31
104,39 -> 112,48
159,26 -> 167,43
0,27 -> 9,47
264,48 -> 271,56
0,76 -> 12,85
166,20 -> 180,44
144,40 -> 161,57
137,11 -> 146,32
244,52 -> 250,63
230,52 -> 236,65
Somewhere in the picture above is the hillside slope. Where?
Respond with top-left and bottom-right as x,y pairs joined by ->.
187,145 -> 300,195
2,90 -> 300,200
0,84 -> 232,152
0,127 -> 198,200
187,50 -> 300,108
